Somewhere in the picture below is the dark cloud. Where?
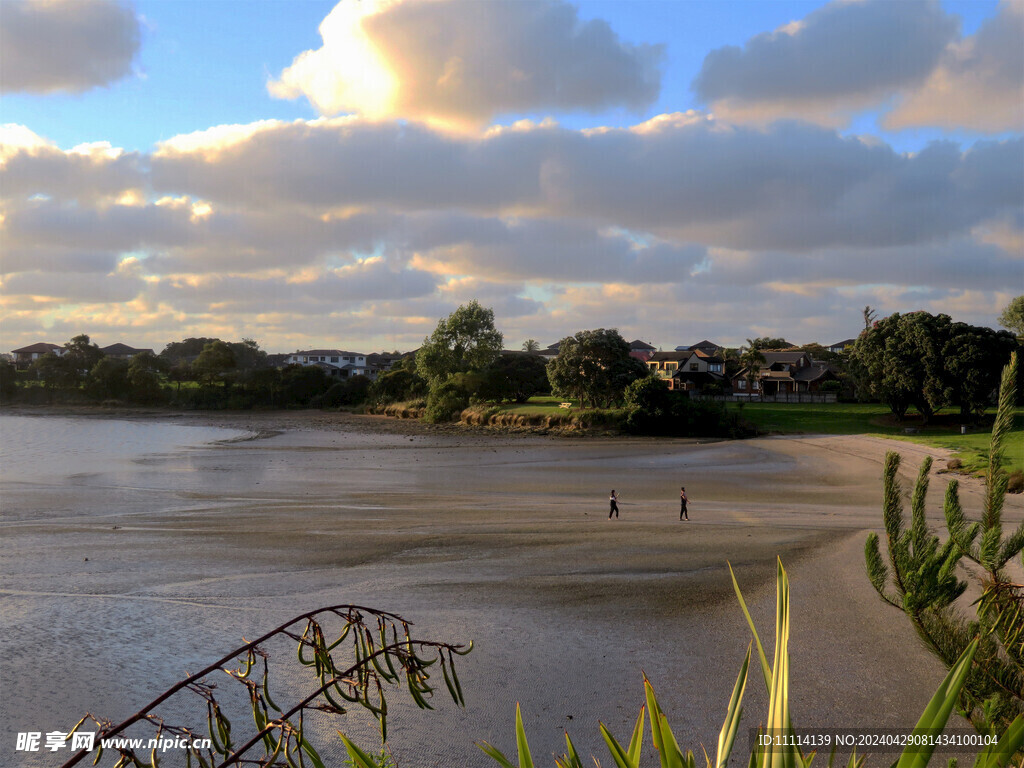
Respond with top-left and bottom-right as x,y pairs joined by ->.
0,0 -> 140,94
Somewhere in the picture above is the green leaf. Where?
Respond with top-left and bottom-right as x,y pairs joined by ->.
599,721 -> 640,768
515,702 -> 535,768
729,562 -> 773,694
972,714 -> 1023,768
896,637 -> 979,768
717,646 -> 751,768
476,741 -> 517,768
337,733 -> 381,768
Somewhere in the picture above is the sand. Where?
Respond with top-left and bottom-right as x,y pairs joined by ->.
1,410 -> 1021,767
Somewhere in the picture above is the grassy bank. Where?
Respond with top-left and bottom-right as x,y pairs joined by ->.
730,401 -> 1024,473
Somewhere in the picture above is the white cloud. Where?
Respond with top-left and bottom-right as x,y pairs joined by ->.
0,0 -> 140,94
885,1 -> 1024,133
693,0 -> 957,126
268,0 -> 663,130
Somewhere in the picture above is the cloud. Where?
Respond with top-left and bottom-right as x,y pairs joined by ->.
693,0 -> 957,126
0,0 -> 140,94
692,0 -> 1022,133
2,115 -> 1019,353
884,1 -> 1024,133
268,0 -> 663,129
148,115 -> 1023,252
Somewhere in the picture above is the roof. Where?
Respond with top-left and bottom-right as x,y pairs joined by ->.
671,370 -> 726,384
12,342 -> 61,354
760,350 -> 807,365
648,350 -> 693,363
292,349 -> 364,357
100,343 -> 153,356
828,339 -> 856,348
690,340 -> 721,350
691,350 -> 724,363
628,339 -> 656,350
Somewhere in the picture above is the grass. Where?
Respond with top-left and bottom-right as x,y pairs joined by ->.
732,401 -> 1024,473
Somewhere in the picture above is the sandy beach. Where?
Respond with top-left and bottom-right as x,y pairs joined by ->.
1,409 -> 1020,767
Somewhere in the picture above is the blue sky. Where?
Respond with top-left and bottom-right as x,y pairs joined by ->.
1,0 -> 1020,353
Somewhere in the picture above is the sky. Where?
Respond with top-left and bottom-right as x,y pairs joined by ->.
0,0 -> 1021,354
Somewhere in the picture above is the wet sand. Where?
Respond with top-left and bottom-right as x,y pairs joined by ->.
1,411 -> 1021,766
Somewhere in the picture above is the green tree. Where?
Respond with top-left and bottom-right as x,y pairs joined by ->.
229,338 -> 269,370
942,323 -> 1017,418
31,352 -> 78,389
416,301 -> 503,386
521,339 -> 540,353
866,353 -> 1023,733
127,352 -> 167,402
86,357 -> 131,400
748,336 -> 792,351
480,352 -> 549,403
0,359 -> 17,401
64,334 -> 104,373
998,295 -> 1024,339
160,337 -> 220,364
546,329 -> 648,408
193,340 -> 237,385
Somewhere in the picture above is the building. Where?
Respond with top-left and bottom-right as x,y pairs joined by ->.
285,349 -> 372,378
827,339 -> 856,354
11,343 -> 62,370
99,343 -> 154,359
732,350 -> 836,396
627,340 -> 656,361
647,349 -> 728,393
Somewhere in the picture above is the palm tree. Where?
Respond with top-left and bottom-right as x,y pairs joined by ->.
739,340 -> 766,399
522,339 -> 540,353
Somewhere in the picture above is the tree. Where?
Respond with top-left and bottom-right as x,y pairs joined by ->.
747,336 -> 792,351
521,339 -> 540,353
863,305 -> 878,331
0,359 -> 17,401
866,353 -> 1024,734
546,329 -> 648,409
193,340 -> 237,385
852,311 -> 1014,421
160,337 -> 220,364
86,358 -> 131,400
739,341 -> 766,398
480,352 -> 549,403
416,301 -> 503,386
31,352 -> 78,389
127,352 -> 167,402
64,334 -> 104,373
229,338 -> 269,370
998,295 -> 1024,339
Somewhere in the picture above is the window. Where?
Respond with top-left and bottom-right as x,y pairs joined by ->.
665,362 -> 677,371
738,379 -> 746,390
648,363 -> 658,371
689,363 -> 699,371
331,356 -> 338,363
709,363 -> 722,372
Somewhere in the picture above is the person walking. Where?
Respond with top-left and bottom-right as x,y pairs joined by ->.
609,490 -> 620,519
679,487 -> 689,520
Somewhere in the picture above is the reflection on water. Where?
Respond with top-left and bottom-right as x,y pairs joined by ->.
0,415 -> 251,484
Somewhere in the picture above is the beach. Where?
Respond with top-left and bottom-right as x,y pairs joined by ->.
1,410 -> 1020,767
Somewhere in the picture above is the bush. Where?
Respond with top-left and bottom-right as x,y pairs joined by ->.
1009,470 -> 1023,494
424,380 -> 470,423
819,379 -> 842,393
946,458 -> 963,471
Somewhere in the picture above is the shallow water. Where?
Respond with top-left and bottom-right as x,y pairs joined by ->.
0,415 -> 252,485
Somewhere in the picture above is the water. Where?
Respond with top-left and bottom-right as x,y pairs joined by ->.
0,415 -> 252,485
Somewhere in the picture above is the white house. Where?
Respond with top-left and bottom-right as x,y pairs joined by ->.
285,349 -> 372,378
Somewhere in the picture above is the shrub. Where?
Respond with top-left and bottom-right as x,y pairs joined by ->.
946,458 -> 963,471
1009,470 -> 1023,494
424,380 -> 470,423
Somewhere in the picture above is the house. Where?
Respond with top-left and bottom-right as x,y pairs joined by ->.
627,340 -> 656,362
286,349 -> 372,378
11,342 -> 62,369
828,339 -> 856,354
731,351 -> 836,396
539,342 -> 561,360
647,350 -> 728,393
99,343 -> 154,359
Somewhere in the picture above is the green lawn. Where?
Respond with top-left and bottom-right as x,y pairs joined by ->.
732,401 -> 1023,473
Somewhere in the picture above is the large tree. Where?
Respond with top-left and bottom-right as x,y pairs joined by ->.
416,301 -> 503,386
546,329 -> 648,408
998,295 -> 1024,339
852,311 -> 1015,421
193,340 -> 237,385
